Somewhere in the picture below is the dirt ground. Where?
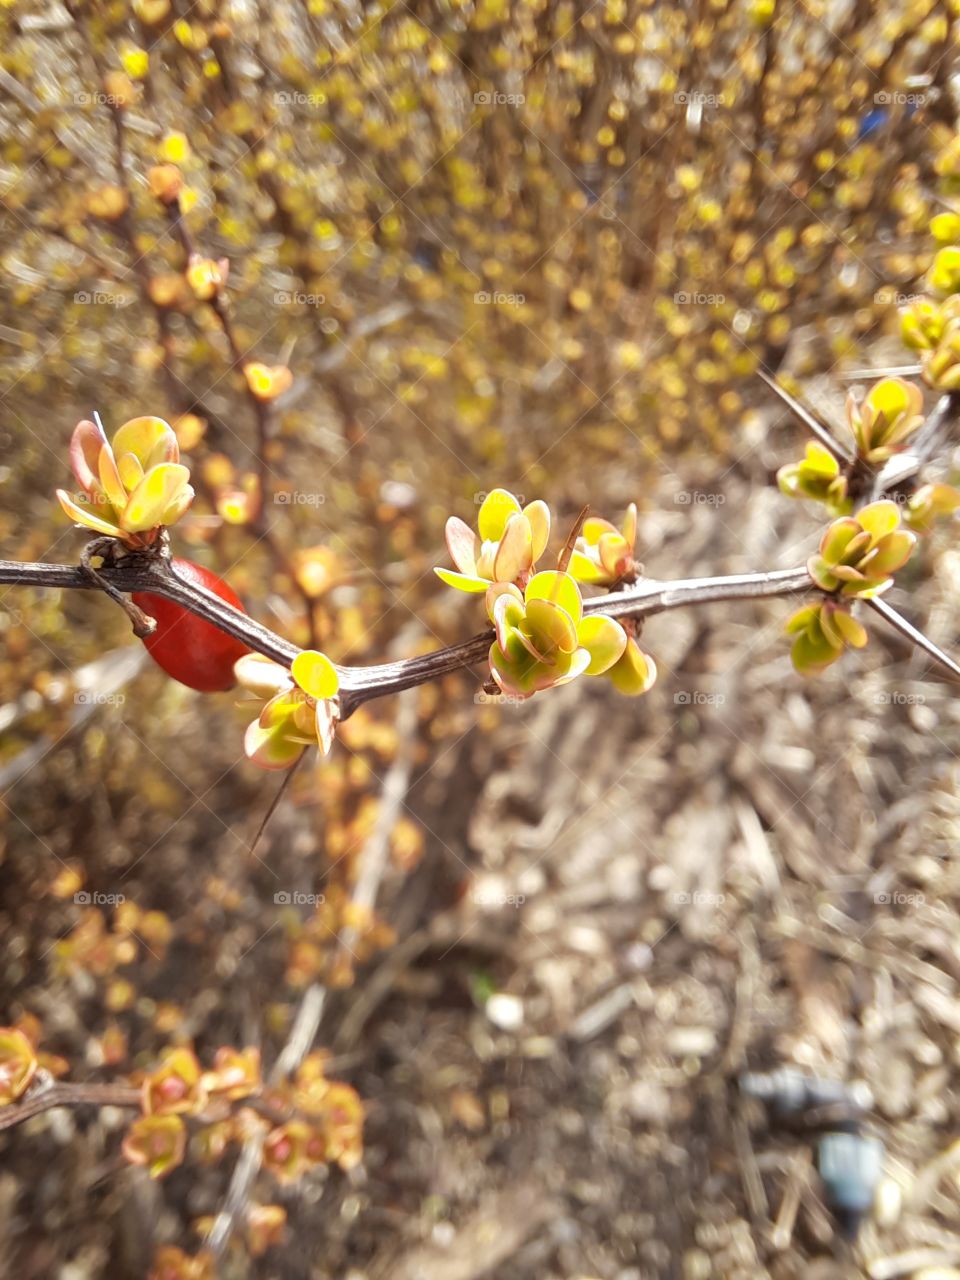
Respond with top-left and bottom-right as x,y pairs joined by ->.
3,388 -> 960,1280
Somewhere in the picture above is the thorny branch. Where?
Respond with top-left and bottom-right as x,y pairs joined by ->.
3,378 -> 960,710
0,1078 -> 141,1130
0,1073 -> 292,1134
0,551 -> 814,718
1,547 -> 959,712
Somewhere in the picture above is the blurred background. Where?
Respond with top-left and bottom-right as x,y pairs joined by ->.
3,0 -> 960,1276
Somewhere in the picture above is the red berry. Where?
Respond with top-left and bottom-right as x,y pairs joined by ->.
132,558 -> 250,692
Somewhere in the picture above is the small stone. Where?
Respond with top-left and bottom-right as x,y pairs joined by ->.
667,1027 -> 717,1057
485,993 -> 523,1031
873,1175 -> 902,1227
683,1248 -> 712,1280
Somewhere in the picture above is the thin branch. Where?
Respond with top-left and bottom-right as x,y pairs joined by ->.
5,546 -> 956,705
867,596 -> 960,681
0,554 -> 813,716
0,1080 -> 141,1131
0,554 -> 299,667
872,389 -> 960,498
163,199 -> 276,534
0,1078 -> 290,1134
758,369 -> 856,465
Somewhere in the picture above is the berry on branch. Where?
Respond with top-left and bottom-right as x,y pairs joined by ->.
132,559 -> 250,693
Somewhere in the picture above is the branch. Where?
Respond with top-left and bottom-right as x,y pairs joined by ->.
0,1076 -> 291,1134
872,389 -> 960,497
867,596 -> 960,681
0,554 -> 813,716
0,1079 -> 141,1131
758,369 -> 855,465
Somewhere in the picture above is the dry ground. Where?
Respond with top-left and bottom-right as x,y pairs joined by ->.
3,396 -> 960,1280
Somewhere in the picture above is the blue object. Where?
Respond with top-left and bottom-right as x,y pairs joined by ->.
817,1131 -> 884,1237
858,100 -> 920,141
858,108 -> 889,140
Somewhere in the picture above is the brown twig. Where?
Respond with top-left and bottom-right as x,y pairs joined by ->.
758,370 -> 855,465
0,553 -> 815,716
0,1080 -> 142,1131
80,538 -> 157,638
0,1078 -> 291,1134
163,200 -> 275,531
867,595 -> 960,681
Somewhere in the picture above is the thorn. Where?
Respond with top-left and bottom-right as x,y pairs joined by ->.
556,504 -> 589,579
758,369 -> 855,465
248,753 -> 305,860
867,596 -> 960,681
839,365 -> 922,380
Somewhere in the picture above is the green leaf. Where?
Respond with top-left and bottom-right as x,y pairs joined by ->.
120,463 -> 191,532
856,500 -> 901,542
493,512 -> 532,582
807,555 -> 839,592
525,570 -> 583,623
291,649 -> 339,699
478,488 -> 521,541
784,604 -> 820,634
830,608 -> 868,648
866,530 -> 917,576
525,597 -> 578,656
244,718 -> 306,770
56,489 -> 123,538
492,592 -> 526,651
568,549 -> 604,583
606,637 -> 657,695
97,446 -> 127,513
434,567 -> 488,593
578,614 -> 627,675
116,451 -> 145,491
820,518 -> 861,563
445,517 -> 478,575
790,627 -> 842,675
112,415 -> 178,470
522,499 -> 551,562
